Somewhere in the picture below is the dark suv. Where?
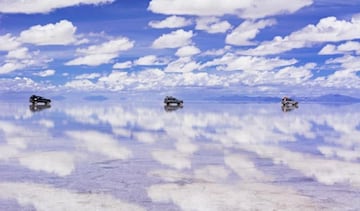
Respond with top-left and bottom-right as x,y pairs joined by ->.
29,95 -> 51,104
164,96 -> 183,106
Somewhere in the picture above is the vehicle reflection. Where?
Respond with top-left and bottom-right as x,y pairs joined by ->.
164,104 -> 183,112
281,104 -> 298,112
29,103 -> 51,112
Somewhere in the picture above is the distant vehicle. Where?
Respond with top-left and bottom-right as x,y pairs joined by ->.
281,96 -> 298,106
164,96 -> 183,106
29,95 -> 51,104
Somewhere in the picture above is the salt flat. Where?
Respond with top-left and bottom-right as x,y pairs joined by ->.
0,96 -> 360,210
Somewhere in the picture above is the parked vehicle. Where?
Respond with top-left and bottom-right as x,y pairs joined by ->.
281,96 -> 298,106
164,96 -> 183,106
29,95 -> 51,104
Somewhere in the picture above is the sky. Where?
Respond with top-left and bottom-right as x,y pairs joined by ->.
0,0 -> 360,96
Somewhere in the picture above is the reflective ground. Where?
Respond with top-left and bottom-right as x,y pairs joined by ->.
1,97 -> 360,210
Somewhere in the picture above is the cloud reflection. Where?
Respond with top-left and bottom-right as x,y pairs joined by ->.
0,182 -> 145,211
1,99 -> 360,210
66,130 -> 132,160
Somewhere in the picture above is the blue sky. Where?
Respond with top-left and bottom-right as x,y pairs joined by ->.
0,0 -> 360,96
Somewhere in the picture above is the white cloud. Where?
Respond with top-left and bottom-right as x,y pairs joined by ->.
113,61 -> 133,69
65,37 -> 134,66
313,55 -> 360,88
0,0 -> 114,14
152,29 -> 194,49
326,55 -> 360,72
0,63 -> 26,75
75,73 -> 101,80
33,69 -> 56,77
242,16 -> 360,55
6,47 -> 31,59
19,20 -> 78,46
175,46 -> 201,57
0,34 -> 21,51
226,19 -> 276,46
149,15 -> 192,29
195,17 -> 231,34
202,53 -> 297,72
134,55 -> 166,65
105,69 -> 166,90
1,48 -> 51,75
64,79 -> 101,90
318,146 -> 360,161
273,63 -> 314,84
148,0 -> 312,19
65,68 -> 227,91
0,77 -> 56,91
202,46 -> 232,56
319,41 -> 360,55
165,57 -> 200,72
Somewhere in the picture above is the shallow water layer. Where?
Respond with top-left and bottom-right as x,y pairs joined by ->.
0,98 -> 360,211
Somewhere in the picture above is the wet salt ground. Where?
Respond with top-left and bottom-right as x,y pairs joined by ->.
1,97 -> 360,210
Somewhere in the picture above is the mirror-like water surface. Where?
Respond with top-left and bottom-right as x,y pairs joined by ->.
1,97 -> 360,210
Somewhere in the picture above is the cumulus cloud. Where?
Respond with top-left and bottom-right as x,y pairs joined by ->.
1,48 -> 51,74
113,61 -> 133,69
202,53 -> 297,72
64,79 -> 101,91
148,0 -> 312,19
0,34 -> 21,51
6,47 -> 31,60
319,41 -> 360,55
19,20 -> 79,46
314,55 -> 360,88
152,29 -> 194,49
165,57 -> 200,72
195,17 -> 231,34
242,16 -> 360,55
134,55 -> 167,65
75,73 -> 101,80
202,46 -> 232,56
226,19 -> 276,46
0,0 -> 115,14
33,69 -> 56,77
0,77 -> 55,91
175,46 -> 201,57
149,15 -> 192,28
97,69 -> 166,90
65,37 -> 134,66
65,68 -> 228,91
